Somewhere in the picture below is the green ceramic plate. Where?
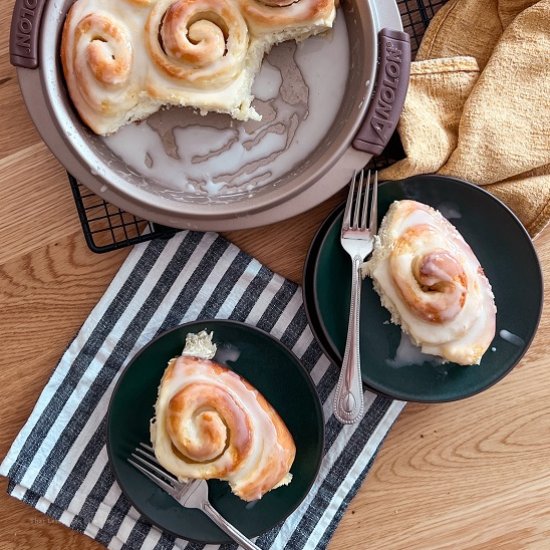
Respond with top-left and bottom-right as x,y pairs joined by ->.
308,175 -> 543,402
107,319 -> 324,543
303,204 -> 344,367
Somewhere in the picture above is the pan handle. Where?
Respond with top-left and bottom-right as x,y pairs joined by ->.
353,28 -> 411,156
10,0 -> 47,69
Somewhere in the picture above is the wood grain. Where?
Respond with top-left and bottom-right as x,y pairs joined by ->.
0,233 -> 130,452
1,0 -> 550,548
223,188 -> 348,284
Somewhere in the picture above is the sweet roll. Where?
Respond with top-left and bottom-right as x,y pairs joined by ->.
239,0 -> 335,41
145,0 -> 249,88
61,0 -> 338,134
363,200 -> 497,365
151,354 -> 296,501
61,4 -> 145,135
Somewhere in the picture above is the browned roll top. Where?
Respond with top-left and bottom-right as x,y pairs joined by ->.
151,355 -> 296,501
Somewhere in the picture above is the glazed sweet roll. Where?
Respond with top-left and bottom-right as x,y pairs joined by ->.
61,0 -> 338,134
363,200 -> 496,365
151,354 -> 296,501
146,0 -> 248,88
144,0 -> 260,116
239,0 -> 335,41
60,6 -> 147,135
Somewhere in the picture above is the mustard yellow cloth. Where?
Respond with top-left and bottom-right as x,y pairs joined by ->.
380,0 -> 550,237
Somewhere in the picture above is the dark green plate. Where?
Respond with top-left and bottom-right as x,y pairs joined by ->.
307,175 -> 543,402
303,204 -> 343,367
107,319 -> 324,543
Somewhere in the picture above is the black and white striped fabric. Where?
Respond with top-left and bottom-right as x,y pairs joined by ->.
1,232 -> 404,550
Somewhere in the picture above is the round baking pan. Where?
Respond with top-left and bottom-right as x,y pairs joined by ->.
10,0 -> 409,230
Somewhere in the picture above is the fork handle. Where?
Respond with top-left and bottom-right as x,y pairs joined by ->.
334,255 -> 365,424
201,501 -> 262,550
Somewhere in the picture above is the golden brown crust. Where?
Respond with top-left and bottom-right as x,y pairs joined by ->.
60,0 -> 336,134
390,224 -> 468,323
167,382 -> 253,466
61,6 -> 137,131
145,0 -> 249,87
235,365 -> 296,500
364,200 -> 497,365
152,354 -> 296,501
240,0 -> 334,34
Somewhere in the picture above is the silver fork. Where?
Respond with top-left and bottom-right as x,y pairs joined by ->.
128,443 -> 261,550
333,170 -> 378,424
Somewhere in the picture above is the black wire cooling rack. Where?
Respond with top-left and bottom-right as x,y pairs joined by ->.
69,0 -> 448,253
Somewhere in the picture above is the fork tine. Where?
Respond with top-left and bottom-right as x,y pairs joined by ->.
128,456 -> 175,494
136,442 -> 166,469
369,171 -> 378,234
360,170 -> 371,229
138,442 -> 163,465
128,449 -> 178,483
352,170 -> 364,229
343,171 -> 357,230
132,449 -> 179,483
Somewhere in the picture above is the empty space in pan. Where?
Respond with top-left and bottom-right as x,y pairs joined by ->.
40,0 -> 377,212
103,12 -> 349,202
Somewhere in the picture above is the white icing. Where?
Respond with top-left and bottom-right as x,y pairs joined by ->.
152,356 -> 292,500
499,329 -> 525,347
215,343 -> 241,365
102,11 -> 349,196
63,0 -> 336,135
387,332 -> 444,368
251,59 -> 282,100
437,201 -> 462,220
365,201 -> 497,365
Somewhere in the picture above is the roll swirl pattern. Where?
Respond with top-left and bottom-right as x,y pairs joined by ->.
61,7 -> 140,134
61,0 -> 337,133
364,200 -> 497,365
146,0 -> 249,88
151,355 -> 296,501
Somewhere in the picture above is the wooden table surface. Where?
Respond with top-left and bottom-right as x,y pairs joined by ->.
2,9 -> 550,550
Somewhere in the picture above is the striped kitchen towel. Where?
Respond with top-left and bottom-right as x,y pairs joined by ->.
0,231 -> 404,550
